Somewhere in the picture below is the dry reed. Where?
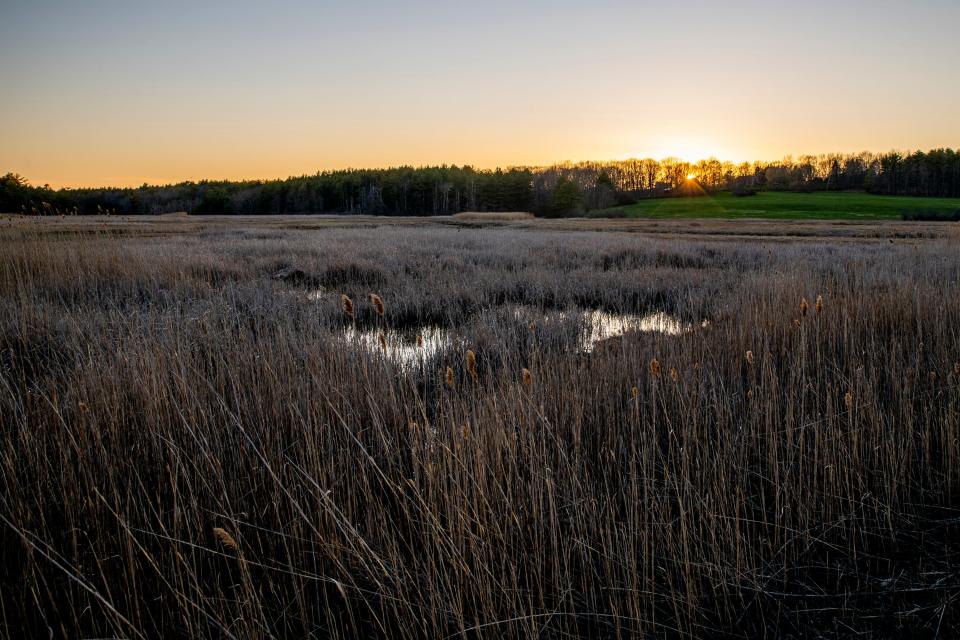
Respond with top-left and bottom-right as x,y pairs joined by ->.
466,349 -> 478,383
445,366 -> 455,388
212,527 -> 239,552
369,293 -> 385,317
1,218 -> 958,639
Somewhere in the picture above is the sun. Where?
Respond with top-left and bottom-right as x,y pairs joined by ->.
686,173 -> 696,181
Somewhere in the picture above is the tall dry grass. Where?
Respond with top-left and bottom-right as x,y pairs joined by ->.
450,211 -> 534,222
0,220 -> 958,638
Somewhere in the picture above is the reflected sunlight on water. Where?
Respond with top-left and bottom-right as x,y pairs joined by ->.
340,325 -> 449,369
307,290 -> 705,364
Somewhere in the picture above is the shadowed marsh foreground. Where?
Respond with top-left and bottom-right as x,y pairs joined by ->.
0,218 -> 959,638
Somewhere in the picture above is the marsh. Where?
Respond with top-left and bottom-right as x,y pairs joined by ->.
1,215 -> 958,638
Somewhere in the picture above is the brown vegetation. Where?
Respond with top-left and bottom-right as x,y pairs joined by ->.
450,211 -> 534,222
0,217 -> 958,638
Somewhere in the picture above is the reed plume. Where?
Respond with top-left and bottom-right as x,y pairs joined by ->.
800,297 -> 810,316
816,294 -> 824,314
954,361 -> 960,376
466,350 -> 478,383
745,350 -> 754,366
650,358 -> 661,378
416,334 -> 424,348
522,368 -> 533,389
670,367 -> 679,382
445,366 -> 455,389
378,332 -> 388,351
213,527 -> 238,552
369,293 -> 385,317
341,294 -> 354,319
844,391 -> 854,409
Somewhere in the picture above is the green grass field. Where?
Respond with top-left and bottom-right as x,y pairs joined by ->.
597,191 -> 960,220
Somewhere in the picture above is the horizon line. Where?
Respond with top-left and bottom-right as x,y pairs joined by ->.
12,146 -> 959,191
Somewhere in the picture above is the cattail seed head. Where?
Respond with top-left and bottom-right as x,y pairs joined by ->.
631,386 -> 639,399
650,358 -> 661,378
466,350 -> 478,382
800,297 -> 810,317
670,367 -> 679,382
416,334 -> 424,348
341,294 -> 354,318
445,366 -> 455,389
745,350 -> 754,366
213,527 -> 238,552
368,293 -> 385,317
522,368 -> 533,389
815,294 -> 824,314
844,391 -> 854,409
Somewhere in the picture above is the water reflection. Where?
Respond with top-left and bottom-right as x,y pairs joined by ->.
306,288 -> 328,301
513,306 -> 700,352
310,291 -> 703,364
340,325 -> 450,369
580,309 -> 695,351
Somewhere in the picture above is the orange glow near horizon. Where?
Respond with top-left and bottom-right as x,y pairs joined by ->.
5,116 -> 957,190
2,2 -> 958,189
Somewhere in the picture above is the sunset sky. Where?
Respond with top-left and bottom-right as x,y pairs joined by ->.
3,0 -> 959,188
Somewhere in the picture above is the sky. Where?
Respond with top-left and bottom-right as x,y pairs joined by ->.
2,0 -> 959,188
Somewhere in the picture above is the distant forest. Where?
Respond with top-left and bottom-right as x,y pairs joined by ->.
3,148 -> 959,217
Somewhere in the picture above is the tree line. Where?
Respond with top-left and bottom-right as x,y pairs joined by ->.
3,148 -> 959,217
